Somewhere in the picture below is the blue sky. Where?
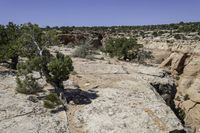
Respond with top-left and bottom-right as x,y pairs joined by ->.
0,0 -> 200,26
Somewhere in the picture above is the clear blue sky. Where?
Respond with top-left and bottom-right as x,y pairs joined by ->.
0,0 -> 200,27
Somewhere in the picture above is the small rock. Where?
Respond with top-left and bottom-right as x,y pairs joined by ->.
27,96 -> 39,103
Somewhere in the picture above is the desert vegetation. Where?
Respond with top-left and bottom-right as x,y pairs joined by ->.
0,22 -> 21,69
105,37 -> 152,63
49,22 -> 200,35
1,21 -> 200,132
0,22 -> 74,109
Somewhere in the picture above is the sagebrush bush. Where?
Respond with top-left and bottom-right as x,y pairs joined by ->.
16,76 -> 42,94
134,49 -> 153,63
72,44 -> 93,58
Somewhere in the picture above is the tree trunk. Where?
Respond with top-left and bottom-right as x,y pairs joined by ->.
11,55 -> 18,69
54,80 -> 67,110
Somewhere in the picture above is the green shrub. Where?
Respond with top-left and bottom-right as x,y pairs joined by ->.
135,49 -> 153,63
158,31 -> 164,36
152,31 -> 158,37
105,37 -> 144,61
16,76 -> 42,94
72,44 -> 93,58
0,22 -> 21,69
43,100 -> 56,109
43,93 -> 61,109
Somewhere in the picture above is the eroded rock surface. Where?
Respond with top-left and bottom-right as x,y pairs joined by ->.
140,38 -> 200,132
0,46 -> 187,133
0,72 -> 69,133
68,58 -> 184,133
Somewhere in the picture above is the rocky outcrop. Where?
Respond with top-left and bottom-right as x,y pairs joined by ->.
68,58 -> 184,133
59,32 -> 103,48
177,55 -> 200,132
59,34 -> 87,45
140,37 -> 200,132
0,71 -> 69,133
159,52 -> 188,75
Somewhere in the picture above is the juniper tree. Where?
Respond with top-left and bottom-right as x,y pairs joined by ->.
0,22 -> 21,69
17,23 -> 73,107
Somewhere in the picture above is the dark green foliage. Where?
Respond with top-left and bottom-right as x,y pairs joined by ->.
152,31 -> 158,37
0,25 -> 7,45
105,37 -> 144,61
157,31 -> 164,36
43,93 -> 61,109
0,22 -> 21,69
47,52 -> 74,85
16,23 -> 74,109
18,23 -> 59,58
55,22 -> 200,35
43,100 -> 56,109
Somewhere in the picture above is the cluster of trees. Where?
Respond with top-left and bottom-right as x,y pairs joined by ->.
0,22 -> 21,69
0,22 -> 74,109
45,22 -> 200,34
105,37 -> 152,63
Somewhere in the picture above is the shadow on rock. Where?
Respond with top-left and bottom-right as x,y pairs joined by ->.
50,106 -> 65,114
0,70 -> 16,77
64,88 -> 99,105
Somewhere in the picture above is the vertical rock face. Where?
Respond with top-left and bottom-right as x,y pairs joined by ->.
142,38 -> 200,132
159,53 -> 188,75
177,56 -> 200,132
